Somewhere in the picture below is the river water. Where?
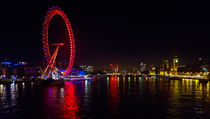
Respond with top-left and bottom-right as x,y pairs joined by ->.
1,76 -> 210,119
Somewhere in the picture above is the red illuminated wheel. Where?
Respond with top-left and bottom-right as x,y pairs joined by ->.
42,6 -> 75,76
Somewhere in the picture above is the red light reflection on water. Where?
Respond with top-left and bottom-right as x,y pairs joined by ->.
43,82 -> 80,119
42,82 -> 80,119
60,81 -> 80,119
109,76 -> 119,109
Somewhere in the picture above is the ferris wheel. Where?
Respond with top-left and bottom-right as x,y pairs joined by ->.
41,6 -> 75,79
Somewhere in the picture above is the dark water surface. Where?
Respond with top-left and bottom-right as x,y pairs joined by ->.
1,77 -> 210,119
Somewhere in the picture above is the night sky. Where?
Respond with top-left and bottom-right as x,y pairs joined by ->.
1,0 -> 210,69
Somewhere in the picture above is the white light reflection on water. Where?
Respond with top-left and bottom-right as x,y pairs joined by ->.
84,80 -> 89,107
22,83 -> 25,89
0,84 -> 3,94
10,82 -> 17,106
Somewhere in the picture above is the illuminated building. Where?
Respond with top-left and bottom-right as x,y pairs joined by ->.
69,68 -> 85,76
0,61 -> 13,78
176,64 -> 209,79
149,65 -> 160,76
159,56 -> 210,79
172,56 -> 179,72
159,60 -> 170,75
149,66 -> 156,75
80,65 -> 93,72
0,61 -> 42,79
140,62 -> 146,72
162,60 -> 169,70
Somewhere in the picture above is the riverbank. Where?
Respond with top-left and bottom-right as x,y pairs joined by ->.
0,79 -> 64,86
0,78 -> 33,83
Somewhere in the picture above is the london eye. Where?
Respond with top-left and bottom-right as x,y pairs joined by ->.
41,6 -> 75,79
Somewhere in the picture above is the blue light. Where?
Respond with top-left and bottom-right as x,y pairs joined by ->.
1,62 -> 12,65
78,70 -> 85,76
14,64 -> 19,66
58,69 -> 66,72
